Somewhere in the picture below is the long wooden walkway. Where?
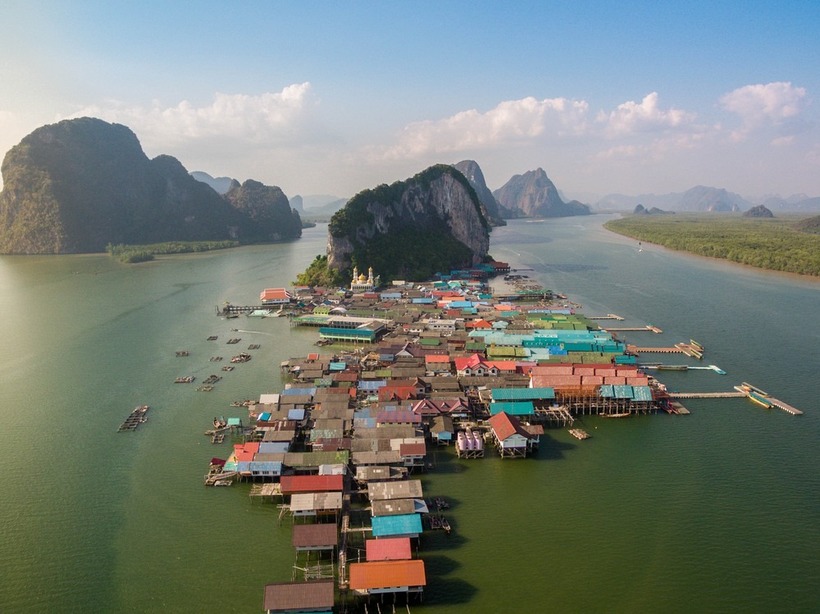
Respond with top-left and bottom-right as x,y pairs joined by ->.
668,391 -> 745,399
604,325 -> 663,334
667,386 -> 804,416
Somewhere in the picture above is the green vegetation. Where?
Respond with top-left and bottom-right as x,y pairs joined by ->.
348,225 -> 474,281
107,240 -> 239,263
295,255 -> 345,287
605,215 -> 820,276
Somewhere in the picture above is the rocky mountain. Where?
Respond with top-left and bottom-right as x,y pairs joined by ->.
327,164 -> 489,281
452,160 -> 505,226
743,205 -> 774,218
289,195 -> 304,213
677,186 -> 747,212
190,171 -> 236,194
599,186 -> 752,212
0,118 -> 302,254
761,194 -> 820,213
634,204 -> 673,215
223,179 -> 302,241
493,168 -> 590,218
298,196 -> 349,220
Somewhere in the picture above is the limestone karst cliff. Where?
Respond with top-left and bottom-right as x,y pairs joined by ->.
493,168 -> 590,218
0,118 -> 301,253
327,165 -> 490,281
452,160 -> 506,226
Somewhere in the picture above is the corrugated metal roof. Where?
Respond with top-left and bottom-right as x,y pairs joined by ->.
283,451 -> 350,468
489,401 -> 535,416
371,513 -> 423,538
263,580 -> 335,612
491,387 -> 555,401
632,385 -> 654,401
613,385 -> 634,399
290,492 -> 343,512
368,480 -> 424,500
349,559 -> 426,591
292,523 -> 338,549
366,537 -> 412,561
371,498 -> 428,517
280,474 -> 343,495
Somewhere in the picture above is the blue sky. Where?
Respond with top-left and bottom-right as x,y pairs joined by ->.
2,1 -> 819,201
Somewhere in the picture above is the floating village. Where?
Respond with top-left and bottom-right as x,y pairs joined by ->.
122,261 -> 803,613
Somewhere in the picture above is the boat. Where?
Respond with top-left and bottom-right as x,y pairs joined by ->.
657,364 -> 688,371
602,412 -> 632,418
709,364 -> 726,375
440,517 -> 451,534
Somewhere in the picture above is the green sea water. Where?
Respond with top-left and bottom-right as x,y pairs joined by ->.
0,217 -> 817,613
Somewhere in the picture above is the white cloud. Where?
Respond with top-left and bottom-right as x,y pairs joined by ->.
598,92 -> 695,137
720,81 -> 807,140
380,96 -> 590,159
67,83 -> 314,149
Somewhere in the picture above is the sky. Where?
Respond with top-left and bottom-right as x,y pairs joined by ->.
2,0 -> 819,202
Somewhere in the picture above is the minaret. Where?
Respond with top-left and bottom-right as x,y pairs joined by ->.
352,266 -> 359,286
368,267 -> 374,285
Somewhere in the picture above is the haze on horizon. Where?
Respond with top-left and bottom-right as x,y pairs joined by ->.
1,1 -> 819,202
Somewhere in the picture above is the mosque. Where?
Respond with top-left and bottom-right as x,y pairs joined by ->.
350,266 -> 380,293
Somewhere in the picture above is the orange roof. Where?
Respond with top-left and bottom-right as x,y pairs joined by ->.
487,360 -> 517,372
234,442 -> 260,454
260,287 -> 292,301
349,560 -> 426,590
424,354 -> 451,364
366,537 -> 412,561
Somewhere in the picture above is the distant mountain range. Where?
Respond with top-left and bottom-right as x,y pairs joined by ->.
190,171 -> 235,195
597,186 -> 820,213
290,194 -> 349,219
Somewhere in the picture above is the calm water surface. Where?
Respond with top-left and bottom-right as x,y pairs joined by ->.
0,218 -> 817,613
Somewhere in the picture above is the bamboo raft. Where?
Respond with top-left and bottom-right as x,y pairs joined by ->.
568,428 -> 590,440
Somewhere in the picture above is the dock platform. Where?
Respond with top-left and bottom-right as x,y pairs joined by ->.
588,313 -> 625,321
604,325 -> 663,334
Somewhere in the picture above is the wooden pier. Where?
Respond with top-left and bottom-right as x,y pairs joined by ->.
588,313 -> 625,321
668,391 -> 745,399
665,384 -> 804,416
604,325 -> 663,334
628,342 -> 703,358
733,384 -> 804,415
